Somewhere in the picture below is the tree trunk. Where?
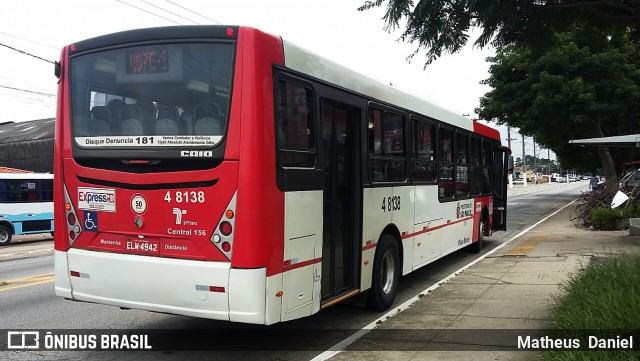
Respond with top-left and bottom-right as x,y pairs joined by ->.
596,146 -> 619,183
593,119 -> 619,184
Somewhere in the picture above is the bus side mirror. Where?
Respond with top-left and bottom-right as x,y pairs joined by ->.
54,61 -> 61,79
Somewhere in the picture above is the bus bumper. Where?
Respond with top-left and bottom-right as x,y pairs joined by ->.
54,249 -> 267,324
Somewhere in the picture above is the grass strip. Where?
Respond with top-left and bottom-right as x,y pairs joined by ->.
543,252 -> 640,360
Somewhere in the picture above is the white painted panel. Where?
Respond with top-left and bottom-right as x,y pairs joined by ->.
283,235 -> 315,313
54,251 -> 72,299
265,274 -> 283,325
282,191 -> 322,320
284,191 -> 323,240
413,185 -> 443,268
66,248 -> 232,321
441,200 -> 475,255
229,267 -> 267,324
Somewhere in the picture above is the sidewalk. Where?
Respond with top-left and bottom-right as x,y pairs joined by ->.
0,233 -> 53,261
507,180 -> 586,197
330,197 -> 640,360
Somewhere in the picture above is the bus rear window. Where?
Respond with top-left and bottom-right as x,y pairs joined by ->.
69,43 -> 233,151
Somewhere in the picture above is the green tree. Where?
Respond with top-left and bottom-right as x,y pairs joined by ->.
359,0 -> 640,65
477,28 -> 640,182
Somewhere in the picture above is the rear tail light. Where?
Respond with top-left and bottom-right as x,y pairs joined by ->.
210,191 -> 237,259
219,221 -> 232,236
64,186 -> 82,245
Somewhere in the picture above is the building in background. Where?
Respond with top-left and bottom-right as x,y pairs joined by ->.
0,119 -> 54,173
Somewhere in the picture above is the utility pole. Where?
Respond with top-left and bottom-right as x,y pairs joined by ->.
506,127 -> 516,188
522,134 -> 527,187
533,139 -> 537,184
548,148 -> 551,182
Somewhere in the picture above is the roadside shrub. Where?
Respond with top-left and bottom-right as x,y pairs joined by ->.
590,206 -> 622,230
622,200 -> 640,219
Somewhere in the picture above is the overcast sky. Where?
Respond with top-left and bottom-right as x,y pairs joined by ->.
0,0 -> 548,160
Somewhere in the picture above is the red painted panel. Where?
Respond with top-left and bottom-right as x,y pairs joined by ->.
54,46 -> 71,252
473,121 -> 501,141
231,28 -> 286,276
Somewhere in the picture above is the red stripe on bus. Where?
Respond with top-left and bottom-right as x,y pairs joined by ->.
402,216 -> 475,239
282,257 -> 321,272
362,242 -> 377,251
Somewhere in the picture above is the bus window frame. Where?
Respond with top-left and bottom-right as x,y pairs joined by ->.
455,130 -> 470,200
366,102 -> 407,185
409,115 -> 437,184
273,74 -> 318,169
437,125 -> 455,201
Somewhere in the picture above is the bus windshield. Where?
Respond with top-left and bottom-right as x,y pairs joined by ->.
69,42 -> 233,151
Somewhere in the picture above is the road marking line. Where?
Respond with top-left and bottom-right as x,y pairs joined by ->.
310,199 -> 577,361
0,273 -> 55,293
0,277 -> 55,292
1,272 -> 54,283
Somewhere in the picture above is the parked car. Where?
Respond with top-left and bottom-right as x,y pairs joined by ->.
621,169 -> 640,192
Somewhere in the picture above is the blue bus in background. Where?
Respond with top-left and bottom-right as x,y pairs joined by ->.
0,173 -> 54,245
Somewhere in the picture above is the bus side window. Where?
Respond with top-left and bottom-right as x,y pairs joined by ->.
0,181 -> 6,202
275,80 -> 316,168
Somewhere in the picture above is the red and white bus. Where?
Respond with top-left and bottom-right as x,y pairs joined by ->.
54,25 -> 510,325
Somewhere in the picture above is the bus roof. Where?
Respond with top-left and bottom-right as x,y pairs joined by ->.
281,39 -> 478,134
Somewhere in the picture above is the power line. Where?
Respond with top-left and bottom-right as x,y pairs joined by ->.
0,31 -> 60,50
115,0 -> 182,25
0,42 -> 55,64
139,0 -> 200,25
0,85 -> 56,97
164,0 -> 222,24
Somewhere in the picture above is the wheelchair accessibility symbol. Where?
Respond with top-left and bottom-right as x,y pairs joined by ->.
84,211 -> 98,232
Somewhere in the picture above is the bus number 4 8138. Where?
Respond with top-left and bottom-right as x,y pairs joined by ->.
381,196 -> 401,212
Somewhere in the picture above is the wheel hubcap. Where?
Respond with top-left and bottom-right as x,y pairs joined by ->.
381,250 -> 395,294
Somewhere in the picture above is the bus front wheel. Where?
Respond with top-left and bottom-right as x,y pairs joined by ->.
0,225 -> 12,246
367,234 -> 400,311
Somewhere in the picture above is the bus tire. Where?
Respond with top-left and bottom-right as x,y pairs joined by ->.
366,233 -> 400,311
0,225 -> 12,246
467,219 -> 485,254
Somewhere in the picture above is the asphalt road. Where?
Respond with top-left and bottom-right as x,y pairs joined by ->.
0,181 -> 587,360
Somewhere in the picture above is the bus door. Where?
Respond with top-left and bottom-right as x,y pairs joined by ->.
320,100 -> 359,302
492,146 -> 512,231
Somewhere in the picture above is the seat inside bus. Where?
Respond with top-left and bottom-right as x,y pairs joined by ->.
120,105 -> 144,135
89,106 -> 112,136
155,104 -> 179,135
194,101 -> 223,135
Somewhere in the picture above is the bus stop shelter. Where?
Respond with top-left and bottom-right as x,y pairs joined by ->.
569,134 -> 640,148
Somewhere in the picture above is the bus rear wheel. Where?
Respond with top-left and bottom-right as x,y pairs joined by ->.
467,219 -> 486,254
366,234 -> 400,311
0,225 -> 12,246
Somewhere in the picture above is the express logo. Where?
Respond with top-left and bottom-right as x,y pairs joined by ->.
77,187 -> 116,212
79,192 -> 114,203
